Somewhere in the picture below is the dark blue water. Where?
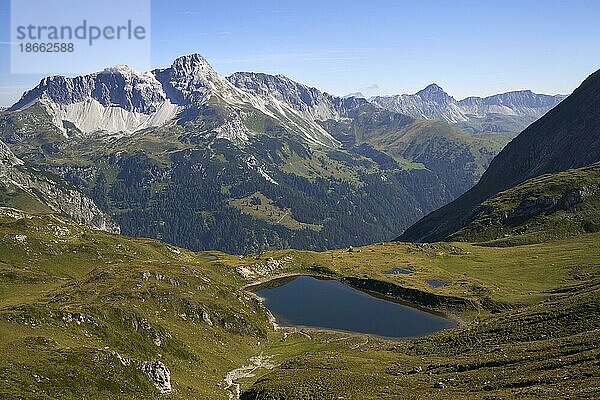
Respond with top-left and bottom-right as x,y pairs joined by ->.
254,276 -> 454,338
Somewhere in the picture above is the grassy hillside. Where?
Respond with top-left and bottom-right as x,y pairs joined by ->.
242,285 -> 599,399
449,162 -> 600,245
0,207 -> 598,399
371,120 -> 513,197
0,208 -> 273,399
368,120 -> 513,178
323,115 -> 513,198
0,180 -> 54,214
233,237 -> 600,399
229,192 -> 323,231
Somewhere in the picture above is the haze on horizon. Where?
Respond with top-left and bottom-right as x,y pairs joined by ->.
1,0 -> 599,106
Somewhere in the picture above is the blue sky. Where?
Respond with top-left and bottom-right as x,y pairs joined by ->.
1,0 -> 599,106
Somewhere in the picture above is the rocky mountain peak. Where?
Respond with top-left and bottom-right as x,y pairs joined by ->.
371,83 -> 567,131
170,53 -> 215,75
416,83 -> 454,102
153,53 -> 243,107
101,64 -> 137,75
420,83 -> 444,93
343,92 -> 366,99
227,71 -> 343,121
481,90 -> 566,108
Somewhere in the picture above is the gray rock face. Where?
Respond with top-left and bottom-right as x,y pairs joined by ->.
343,92 -> 366,99
371,84 -> 465,123
371,85 -> 566,132
9,53 -> 343,148
227,71 -> 368,122
228,72 -> 340,121
11,54 -> 229,114
460,90 -> 565,111
0,139 -> 119,233
11,66 -> 168,114
0,140 -> 23,167
8,54 -> 240,137
417,83 -> 454,103
9,51 -> 565,141
139,360 -> 172,394
154,53 -> 229,105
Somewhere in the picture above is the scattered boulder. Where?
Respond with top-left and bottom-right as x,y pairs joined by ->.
433,381 -> 446,389
408,366 -> 422,374
201,310 -> 213,326
111,352 -> 172,394
236,256 -> 292,280
139,360 -> 172,394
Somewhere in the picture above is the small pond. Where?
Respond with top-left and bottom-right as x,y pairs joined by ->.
201,255 -> 218,261
253,275 -> 454,338
427,280 -> 449,288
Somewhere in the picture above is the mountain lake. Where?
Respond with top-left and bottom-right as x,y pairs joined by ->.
252,275 -> 454,338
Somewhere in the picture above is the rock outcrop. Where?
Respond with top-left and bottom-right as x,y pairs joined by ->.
0,139 -> 119,233
139,360 -> 173,394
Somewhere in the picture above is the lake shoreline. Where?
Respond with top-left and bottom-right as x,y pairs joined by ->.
244,272 -> 468,326
249,275 -> 458,339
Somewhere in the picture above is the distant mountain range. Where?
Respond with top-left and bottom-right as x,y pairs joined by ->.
0,53 -> 566,253
9,56 -> 564,141
9,55 -> 342,148
398,69 -> 600,243
370,84 -> 566,134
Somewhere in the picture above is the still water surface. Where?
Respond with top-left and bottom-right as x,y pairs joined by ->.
254,275 -> 454,338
